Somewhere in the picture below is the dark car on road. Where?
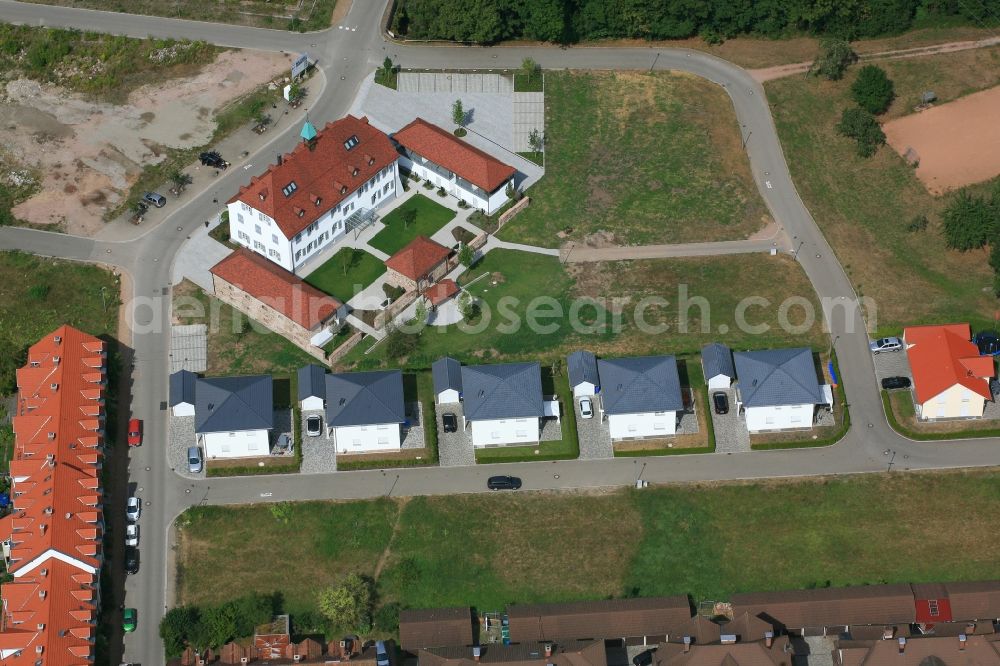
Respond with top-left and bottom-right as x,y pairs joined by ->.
442,412 -> 458,433
712,392 -> 729,415
487,475 -> 522,490
199,151 -> 230,169
125,546 -> 139,575
881,376 -> 912,390
974,332 -> 1000,356
633,649 -> 656,666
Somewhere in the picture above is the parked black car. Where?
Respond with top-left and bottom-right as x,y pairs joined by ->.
125,546 -> 139,575
199,151 -> 230,169
442,412 -> 458,433
712,392 -> 729,415
881,376 -> 912,390
633,649 -> 656,666
487,475 -> 522,491
974,332 -> 1000,356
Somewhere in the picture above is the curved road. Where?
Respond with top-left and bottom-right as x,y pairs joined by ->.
1,1 -> 998,663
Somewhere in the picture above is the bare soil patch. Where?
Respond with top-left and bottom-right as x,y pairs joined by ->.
884,85 -> 1000,194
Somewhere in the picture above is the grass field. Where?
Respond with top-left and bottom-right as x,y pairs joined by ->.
341,250 -> 828,370
497,71 -> 769,248
172,280 -> 316,376
176,470 -> 1000,621
0,251 -> 120,395
369,194 -> 456,256
304,248 -> 386,304
765,46 -> 1000,332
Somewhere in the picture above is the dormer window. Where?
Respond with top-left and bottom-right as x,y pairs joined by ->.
344,135 -> 359,150
311,194 -> 322,206
258,190 -> 267,201
341,185 -> 348,194
281,181 -> 298,197
295,207 -> 305,218
349,165 -> 359,177
365,154 -> 375,166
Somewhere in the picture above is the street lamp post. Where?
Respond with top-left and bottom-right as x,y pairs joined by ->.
793,240 -> 805,260
742,129 -> 752,149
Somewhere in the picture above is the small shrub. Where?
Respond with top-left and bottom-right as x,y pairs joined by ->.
27,283 -> 50,300
457,199 -> 468,209
374,603 -> 401,634
851,65 -> 895,115
422,181 -> 433,190
906,214 -> 928,233
437,186 -> 446,197
382,283 -> 406,302
269,502 -> 292,523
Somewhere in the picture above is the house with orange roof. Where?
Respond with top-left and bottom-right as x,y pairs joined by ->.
227,115 -> 402,274
0,325 -> 106,664
384,236 -> 452,293
393,118 -> 517,214
903,323 -> 995,420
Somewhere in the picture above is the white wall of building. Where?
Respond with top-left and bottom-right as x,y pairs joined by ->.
485,184 -> 510,215
572,381 -> 597,398
171,402 -> 195,417
301,395 -> 324,411
202,429 -> 270,459
399,155 -> 511,215
332,423 -> 402,452
706,374 -> 732,391
918,383 -> 987,420
744,404 -> 815,432
469,417 -> 539,447
607,411 -> 676,439
436,388 -> 461,404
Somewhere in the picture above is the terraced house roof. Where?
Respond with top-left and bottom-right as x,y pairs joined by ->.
0,325 -> 107,665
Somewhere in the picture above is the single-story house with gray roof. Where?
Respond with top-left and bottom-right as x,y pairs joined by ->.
297,364 -> 327,411
169,371 -> 275,459
432,356 -> 463,404
324,369 -> 407,453
460,361 -> 547,447
733,347 -> 832,432
596,355 -> 684,439
702,343 -> 735,391
568,350 -> 600,397
169,368 -> 197,416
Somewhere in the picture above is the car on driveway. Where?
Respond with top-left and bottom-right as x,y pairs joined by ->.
125,546 -> 139,575
306,414 -> 323,437
881,376 -> 912,390
187,446 -> 203,474
126,496 -> 140,522
579,397 -> 594,419
142,191 -> 166,208
125,523 -> 139,547
487,475 -> 522,490
127,418 -> 142,447
199,150 -> 230,169
870,337 -> 902,354
123,607 -> 137,633
974,332 -> 1000,356
712,392 -> 729,415
633,649 -> 656,666
442,412 -> 458,433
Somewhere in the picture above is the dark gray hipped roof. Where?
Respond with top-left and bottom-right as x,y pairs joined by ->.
567,350 -> 599,388
432,357 -> 463,395
702,343 -> 735,379
734,347 -> 824,408
297,364 -> 327,401
169,369 -> 196,406
325,370 -> 406,427
461,362 -> 543,420
596,356 -> 683,414
195,375 -> 274,434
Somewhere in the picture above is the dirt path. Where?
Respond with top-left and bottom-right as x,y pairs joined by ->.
373,496 -> 409,580
750,36 -> 1000,82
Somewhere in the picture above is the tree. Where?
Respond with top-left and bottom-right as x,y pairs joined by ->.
168,169 -> 192,192
254,112 -> 272,127
810,40 -> 857,80
452,98 -> 465,127
942,191 -> 993,251
851,65 -> 894,114
401,207 -> 417,229
317,573 -> 375,633
836,107 -> 885,158
457,243 -> 475,268
413,300 -> 428,325
288,80 -> 305,103
382,56 -> 394,76
160,606 -> 199,658
528,128 -> 545,153
201,603 -> 238,648
521,57 -> 540,82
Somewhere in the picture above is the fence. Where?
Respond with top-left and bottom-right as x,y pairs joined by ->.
326,330 -> 363,365
375,290 -> 419,330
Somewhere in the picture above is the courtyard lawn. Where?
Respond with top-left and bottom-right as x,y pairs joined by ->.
304,248 -> 386,303
172,280 -> 317,376
764,46 -> 1000,331
498,71 -> 770,248
369,194 -> 456,256
176,470 -> 1000,617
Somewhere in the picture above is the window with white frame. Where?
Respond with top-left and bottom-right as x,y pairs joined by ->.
237,213 -> 244,224
238,231 -> 250,242
272,234 -> 280,244
254,224 -> 262,234
269,249 -> 280,259
253,240 -> 265,252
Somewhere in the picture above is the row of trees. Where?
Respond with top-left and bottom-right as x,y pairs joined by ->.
941,183 -> 1000,295
391,0 -> 987,44
819,46 -> 894,159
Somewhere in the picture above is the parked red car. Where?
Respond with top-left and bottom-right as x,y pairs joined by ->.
127,419 -> 142,447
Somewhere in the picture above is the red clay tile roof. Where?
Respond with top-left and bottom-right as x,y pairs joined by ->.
2,325 -> 106,665
903,323 -> 994,404
426,279 -> 459,306
385,236 -> 451,281
211,248 -> 342,329
393,118 -> 516,193
229,115 -> 398,239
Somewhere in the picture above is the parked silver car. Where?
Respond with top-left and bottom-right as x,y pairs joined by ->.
869,337 -> 902,354
187,446 -> 203,473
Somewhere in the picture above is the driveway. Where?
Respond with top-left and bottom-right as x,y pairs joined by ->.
709,388 -> 750,454
437,402 -> 475,466
872,349 -> 911,382
574,395 -> 612,460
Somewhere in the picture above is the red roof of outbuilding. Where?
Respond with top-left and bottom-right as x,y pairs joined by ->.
385,236 -> 451,281
229,115 -> 398,239
426,279 -> 459,306
903,323 -> 994,404
393,118 -> 516,193
211,248 -> 342,329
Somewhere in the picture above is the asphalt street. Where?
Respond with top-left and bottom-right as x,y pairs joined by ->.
1,1 -> 998,664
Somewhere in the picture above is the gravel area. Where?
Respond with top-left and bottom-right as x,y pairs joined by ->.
677,406 -> 700,435
300,408 -> 337,474
167,414 -> 201,479
710,388 -> 750,454
539,417 -> 562,442
401,402 -> 426,449
574,396 -> 612,460
437,402 -> 475,467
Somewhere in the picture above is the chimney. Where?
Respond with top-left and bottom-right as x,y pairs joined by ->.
898,637 -> 906,654
683,636 -> 691,653
765,631 -> 774,648
545,644 -> 553,658
473,646 -> 482,662
959,634 -> 967,650
883,627 -> 895,640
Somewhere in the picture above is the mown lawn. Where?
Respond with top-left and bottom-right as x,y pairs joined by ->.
0,251 -> 120,395
339,250 -> 828,370
369,194 -> 456,256
498,71 -> 769,248
304,248 -> 386,304
764,46 -> 1000,331
176,470 -> 1000,618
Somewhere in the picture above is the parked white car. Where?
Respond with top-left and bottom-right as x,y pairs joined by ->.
579,397 -> 594,419
125,523 -> 139,547
126,496 -> 140,522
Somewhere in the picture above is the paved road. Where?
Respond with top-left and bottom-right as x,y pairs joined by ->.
560,236 -> 788,262
3,2 -> 1000,663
